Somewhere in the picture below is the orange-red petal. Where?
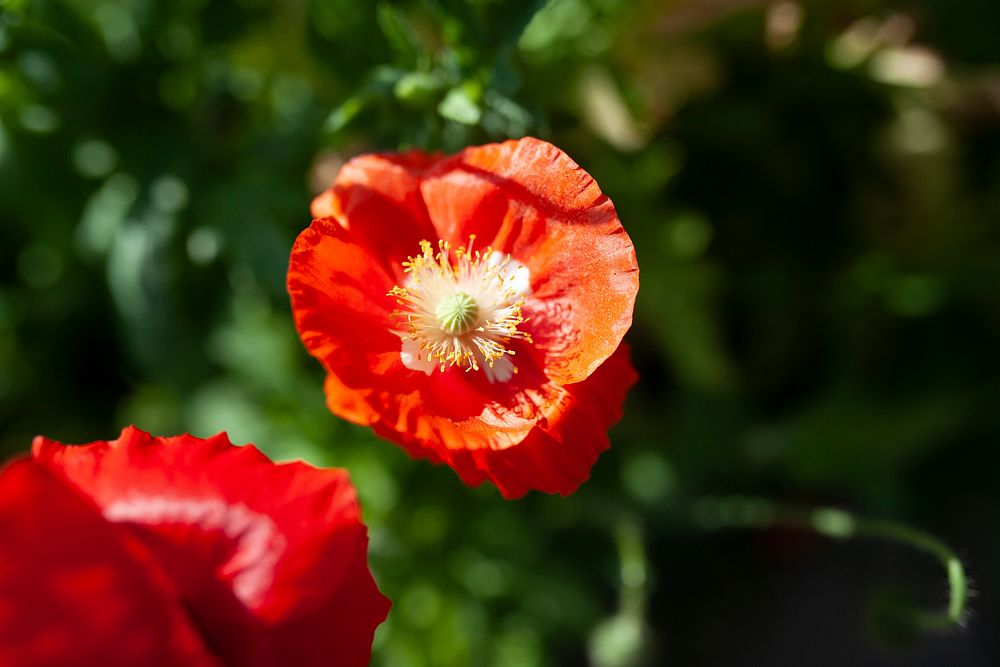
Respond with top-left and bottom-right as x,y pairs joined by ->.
288,217 -> 401,378
373,343 -> 637,498
310,150 -> 441,275
420,137 -> 639,385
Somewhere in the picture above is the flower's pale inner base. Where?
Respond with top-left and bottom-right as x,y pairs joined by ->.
390,237 -> 532,384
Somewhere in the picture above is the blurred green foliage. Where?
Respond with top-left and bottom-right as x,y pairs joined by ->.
2,0 -> 1000,664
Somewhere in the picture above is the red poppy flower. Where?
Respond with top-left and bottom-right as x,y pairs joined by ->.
288,137 -> 638,498
0,426 -> 390,667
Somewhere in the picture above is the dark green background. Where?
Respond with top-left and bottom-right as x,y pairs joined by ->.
1,0 -> 998,664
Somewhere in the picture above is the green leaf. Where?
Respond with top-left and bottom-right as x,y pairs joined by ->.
394,71 -> 444,108
323,94 -> 366,133
438,83 -> 482,125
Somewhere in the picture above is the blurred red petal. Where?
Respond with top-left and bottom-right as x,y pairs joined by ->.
0,459 -> 217,667
32,427 -> 390,667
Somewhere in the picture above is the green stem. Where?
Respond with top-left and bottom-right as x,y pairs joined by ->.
690,496 -> 968,633
614,517 -> 648,620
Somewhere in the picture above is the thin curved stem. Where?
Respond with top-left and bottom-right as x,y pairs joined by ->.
690,496 -> 968,633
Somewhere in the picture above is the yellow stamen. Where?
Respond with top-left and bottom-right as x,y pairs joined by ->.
388,237 -> 532,377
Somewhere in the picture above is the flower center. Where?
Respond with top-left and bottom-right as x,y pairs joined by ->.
435,291 -> 479,335
389,237 -> 532,382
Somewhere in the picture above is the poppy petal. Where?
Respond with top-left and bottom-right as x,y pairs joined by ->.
0,459 -> 217,667
376,343 -> 637,499
310,150 -> 442,274
288,217 -> 401,378
420,137 -> 639,385
32,427 -> 390,667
